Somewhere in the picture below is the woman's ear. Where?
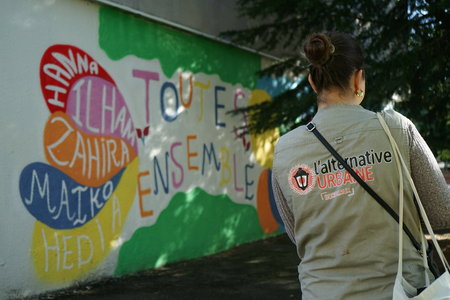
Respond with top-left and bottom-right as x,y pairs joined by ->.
308,74 -> 318,94
354,69 -> 365,92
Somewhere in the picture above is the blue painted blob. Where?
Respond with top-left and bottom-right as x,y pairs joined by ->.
19,162 -> 124,229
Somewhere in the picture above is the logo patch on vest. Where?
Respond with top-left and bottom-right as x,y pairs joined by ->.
287,149 -> 393,199
289,164 -> 316,195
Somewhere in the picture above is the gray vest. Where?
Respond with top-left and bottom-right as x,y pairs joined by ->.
272,105 -> 431,300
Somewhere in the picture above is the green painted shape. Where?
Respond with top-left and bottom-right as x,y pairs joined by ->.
99,6 -> 260,89
115,187 -> 275,276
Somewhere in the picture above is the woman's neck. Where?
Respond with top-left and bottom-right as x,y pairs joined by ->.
317,89 -> 361,110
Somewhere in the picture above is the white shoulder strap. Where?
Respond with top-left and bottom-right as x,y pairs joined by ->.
376,113 -> 450,273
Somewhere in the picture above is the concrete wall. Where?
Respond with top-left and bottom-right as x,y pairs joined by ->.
90,0 -> 285,59
93,0 -> 253,38
1,0 -> 285,298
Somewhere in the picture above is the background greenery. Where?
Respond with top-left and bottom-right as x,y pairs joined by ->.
222,0 -> 449,163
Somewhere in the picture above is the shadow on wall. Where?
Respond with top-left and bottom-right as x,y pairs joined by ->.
114,187 -> 278,276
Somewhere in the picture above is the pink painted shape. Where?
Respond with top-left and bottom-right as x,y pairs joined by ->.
66,76 -> 138,154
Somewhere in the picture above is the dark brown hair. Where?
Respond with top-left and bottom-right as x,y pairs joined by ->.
304,32 -> 364,94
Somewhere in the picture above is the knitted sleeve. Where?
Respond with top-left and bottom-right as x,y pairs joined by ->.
271,172 -> 296,243
407,122 -> 450,232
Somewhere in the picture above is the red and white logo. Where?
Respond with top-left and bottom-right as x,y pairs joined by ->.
289,164 -> 316,195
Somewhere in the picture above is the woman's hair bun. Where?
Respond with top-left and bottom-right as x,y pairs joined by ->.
304,33 -> 334,66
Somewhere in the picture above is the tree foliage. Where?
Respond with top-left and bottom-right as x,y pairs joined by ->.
222,0 -> 449,160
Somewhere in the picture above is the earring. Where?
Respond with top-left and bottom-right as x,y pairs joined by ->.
355,90 -> 364,97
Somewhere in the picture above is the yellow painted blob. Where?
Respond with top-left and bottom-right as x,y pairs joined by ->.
248,90 -> 280,169
31,158 -> 138,282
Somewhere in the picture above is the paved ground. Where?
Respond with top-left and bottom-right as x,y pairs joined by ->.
34,232 -> 450,300
37,234 -> 301,300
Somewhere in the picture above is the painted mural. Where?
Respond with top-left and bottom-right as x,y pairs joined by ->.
2,1 -> 285,298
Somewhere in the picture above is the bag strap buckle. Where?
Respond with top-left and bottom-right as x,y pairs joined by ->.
306,122 -> 316,132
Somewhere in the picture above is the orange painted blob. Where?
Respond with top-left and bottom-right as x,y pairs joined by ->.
43,111 -> 136,187
256,169 -> 279,234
